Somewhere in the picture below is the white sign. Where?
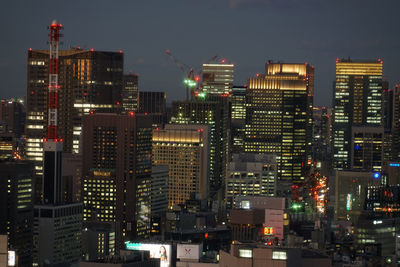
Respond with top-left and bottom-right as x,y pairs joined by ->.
177,244 -> 202,260
8,251 -> 16,266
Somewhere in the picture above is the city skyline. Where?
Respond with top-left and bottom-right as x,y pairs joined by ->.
1,0 -> 400,107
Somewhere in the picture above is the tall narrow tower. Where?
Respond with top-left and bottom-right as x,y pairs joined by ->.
43,21 -> 63,204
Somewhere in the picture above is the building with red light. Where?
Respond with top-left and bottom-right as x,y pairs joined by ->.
122,73 -> 139,113
26,48 -> 123,201
245,62 -> 314,185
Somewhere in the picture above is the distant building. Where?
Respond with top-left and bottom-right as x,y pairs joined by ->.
0,134 -> 14,159
151,165 -> 169,216
0,161 -> 34,267
355,184 -> 400,259
0,99 -> 25,137
27,49 -> 123,204
33,203 -> 83,266
26,49 -> 123,180
61,153 -> 82,203
201,62 -> 234,96
231,86 -> 246,154
82,222 -> 116,261
385,162 -> 400,185
351,126 -> 384,171
219,243 -> 331,267
82,113 -> 153,243
245,62 -> 314,184
392,85 -> 400,162
226,153 -> 276,210
335,170 -> 381,222
122,74 -> 139,113
152,125 -> 209,208
170,96 -> 230,193
355,214 -> 400,259
81,250 -> 158,267
333,59 -> 383,170
138,91 -> 166,126
230,196 -> 287,242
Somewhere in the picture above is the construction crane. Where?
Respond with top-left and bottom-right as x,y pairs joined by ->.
165,50 -> 219,100
165,49 -> 196,101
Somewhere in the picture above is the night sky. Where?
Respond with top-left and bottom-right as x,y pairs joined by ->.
1,0 -> 399,107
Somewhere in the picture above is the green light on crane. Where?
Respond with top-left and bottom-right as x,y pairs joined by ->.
198,92 -> 206,98
184,78 -> 197,88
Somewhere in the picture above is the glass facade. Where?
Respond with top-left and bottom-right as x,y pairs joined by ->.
333,59 -> 383,170
245,63 -> 314,183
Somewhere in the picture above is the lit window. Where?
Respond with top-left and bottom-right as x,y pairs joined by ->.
239,249 -> 252,258
272,251 -> 287,260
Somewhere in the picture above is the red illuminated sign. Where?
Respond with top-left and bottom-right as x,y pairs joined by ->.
264,227 -> 274,236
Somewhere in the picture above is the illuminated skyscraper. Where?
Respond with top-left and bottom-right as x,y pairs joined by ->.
332,59 -> 383,170
245,62 -> 314,183
152,124 -> 209,208
201,62 -> 234,95
170,96 -> 230,193
26,49 -> 123,192
231,85 -> 247,154
122,74 -> 138,113
81,113 -> 152,244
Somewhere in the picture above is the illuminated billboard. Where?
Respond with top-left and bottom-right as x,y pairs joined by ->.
263,227 -> 274,236
8,251 -> 16,266
177,244 -> 202,260
346,194 -> 352,211
126,243 -> 171,267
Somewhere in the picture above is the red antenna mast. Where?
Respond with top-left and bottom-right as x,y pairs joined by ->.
47,20 -> 63,140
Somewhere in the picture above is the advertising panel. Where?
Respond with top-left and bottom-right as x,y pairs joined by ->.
177,244 -> 202,260
8,251 -> 16,266
126,243 -> 171,267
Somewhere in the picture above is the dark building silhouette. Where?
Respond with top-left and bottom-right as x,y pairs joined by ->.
0,160 -> 34,267
138,91 -> 166,126
82,113 -> 153,246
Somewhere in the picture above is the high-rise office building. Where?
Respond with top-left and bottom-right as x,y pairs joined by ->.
82,113 -> 152,245
226,154 -> 277,210
0,99 -> 25,137
170,96 -> 230,193
245,62 -> 314,184
33,203 -> 83,266
392,85 -> 400,162
201,62 -> 234,95
332,59 -> 383,170
0,161 -> 34,267
33,23 -> 83,267
26,49 -> 123,180
122,74 -> 138,113
152,124 -> 209,208
137,91 -> 166,126
351,126 -> 383,171
231,85 -> 247,154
